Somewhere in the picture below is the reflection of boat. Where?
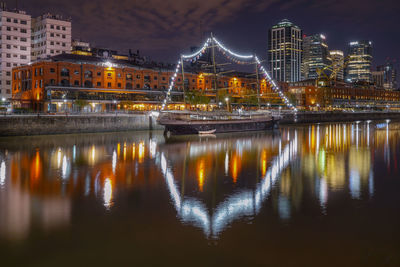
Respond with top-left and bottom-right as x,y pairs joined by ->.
158,111 -> 279,136
198,129 -> 216,135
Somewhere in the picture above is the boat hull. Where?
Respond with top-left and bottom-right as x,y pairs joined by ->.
159,118 -> 277,135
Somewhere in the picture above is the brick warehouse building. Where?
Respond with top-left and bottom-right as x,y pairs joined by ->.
12,54 -> 279,112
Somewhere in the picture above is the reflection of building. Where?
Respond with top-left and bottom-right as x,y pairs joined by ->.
31,13 -> 72,61
346,41 -> 373,83
302,34 -> 330,80
268,19 -> 303,82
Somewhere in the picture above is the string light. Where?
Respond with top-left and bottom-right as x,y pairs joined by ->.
161,35 -> 297,112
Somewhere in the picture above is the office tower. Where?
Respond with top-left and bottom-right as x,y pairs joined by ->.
372,70 -> 384,88
268,19 -> 303,82
302,34 -> 330,80
377,60 -> 397,90
0,4 -> 31,100
346,40 -> 373,83
329,50 -> 344,81
31,13 -> 72,61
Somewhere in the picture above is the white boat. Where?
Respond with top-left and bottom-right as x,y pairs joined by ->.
198,129 -> 217,135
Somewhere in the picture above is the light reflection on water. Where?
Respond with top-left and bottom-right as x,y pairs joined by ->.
0,120 -> 399,264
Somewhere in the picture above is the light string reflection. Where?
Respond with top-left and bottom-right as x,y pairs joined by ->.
160,135 -> 298,238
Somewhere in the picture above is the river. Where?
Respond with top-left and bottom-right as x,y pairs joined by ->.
0,121 -> 399,266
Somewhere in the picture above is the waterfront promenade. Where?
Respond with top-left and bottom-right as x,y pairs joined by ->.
1,111 -> 400,136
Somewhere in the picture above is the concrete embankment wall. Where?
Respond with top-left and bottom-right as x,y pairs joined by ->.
281,112 -> 400,124
0,114 -> 163,136
1,112 -> 400,137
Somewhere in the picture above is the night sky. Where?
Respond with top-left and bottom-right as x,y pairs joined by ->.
5,0 -> 400,69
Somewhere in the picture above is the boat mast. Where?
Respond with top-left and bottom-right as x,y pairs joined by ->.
180,56 -> 186,107
211,33 -> 219,105
255,57 -> 261,109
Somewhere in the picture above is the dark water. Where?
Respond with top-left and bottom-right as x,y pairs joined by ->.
0,121 -> 399,266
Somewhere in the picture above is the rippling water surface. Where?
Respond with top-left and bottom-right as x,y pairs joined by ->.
0,121 -> 399,266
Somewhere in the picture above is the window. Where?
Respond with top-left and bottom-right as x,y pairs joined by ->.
97,82 -> 101,86
154,76 -> 158,80
20,46 -> 27,51
61,68 -> 70,77
6,27 -> 11,31
6,81 -> 10,85
6,44 -> 11,49
117,73 -> 121,78
162,77 -> 166,81
50,33 -> 54,37
136,74 -> 141,79
84,70 -> 93,78
13,19 -> 18,23
74,80 -> 79,86
117,83 -> 121,88
21,37 -> 27,42
107,73 -> 112,77
50,68 -> 55,73
74,70 -> 79,75
6,18 -> 11,22
6,71 -> 10,76
20,20 -> 27,25
84,80 -> 92,87
136,84 -> 140,89
62,35 -> 66,39
62,26 -> 66,31
6,36 -> 10,40
107,82 -> 111,87
144,75 -> 151,82
126,83 -> 132,89
97,72 -> 101,76
126,74 -> 133,81
56,26 -> 60,30
61,79 -> 70,86
50,79 -> 56,85
20,29 -> 27,33
50,41 -> 54,45
51,25 -> 54,29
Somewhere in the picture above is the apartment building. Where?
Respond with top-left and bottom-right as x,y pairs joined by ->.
0,6 -> 31,99
31,13 -> 72,62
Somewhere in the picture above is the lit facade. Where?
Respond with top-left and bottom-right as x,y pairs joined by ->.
329,50 -> 344,81
302,34 -> 330,80
0,8 -> 31,99
346,41 -> 373,83
12,54 -> 276,112
31,13 -> 72,61
268,19 -> 303,83
289,80 -> 400,109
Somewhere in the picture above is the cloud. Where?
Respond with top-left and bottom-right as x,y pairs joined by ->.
15,0 -> 277,53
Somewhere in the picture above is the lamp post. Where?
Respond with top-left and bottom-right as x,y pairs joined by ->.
225,97 -> 230,112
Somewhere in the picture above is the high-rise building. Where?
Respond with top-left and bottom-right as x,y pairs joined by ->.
329,50 -> 344,81
301,34 -> 330,80
372,70 -> 384,88
377,60 -> 397,90
268,19 -> 302,82
0,4 -> 31,100
345,40 -> 373,83
31,13 -> 72,61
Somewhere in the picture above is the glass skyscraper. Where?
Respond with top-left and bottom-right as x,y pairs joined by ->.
301,34 -> 330,80
345,41 -> 373,83
268,19 -> 303,82
329,50 -> 345,81
377,60 -> 397,90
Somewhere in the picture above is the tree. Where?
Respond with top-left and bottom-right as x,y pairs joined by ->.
185,90 -> 210,105
74,99 -> 89,112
